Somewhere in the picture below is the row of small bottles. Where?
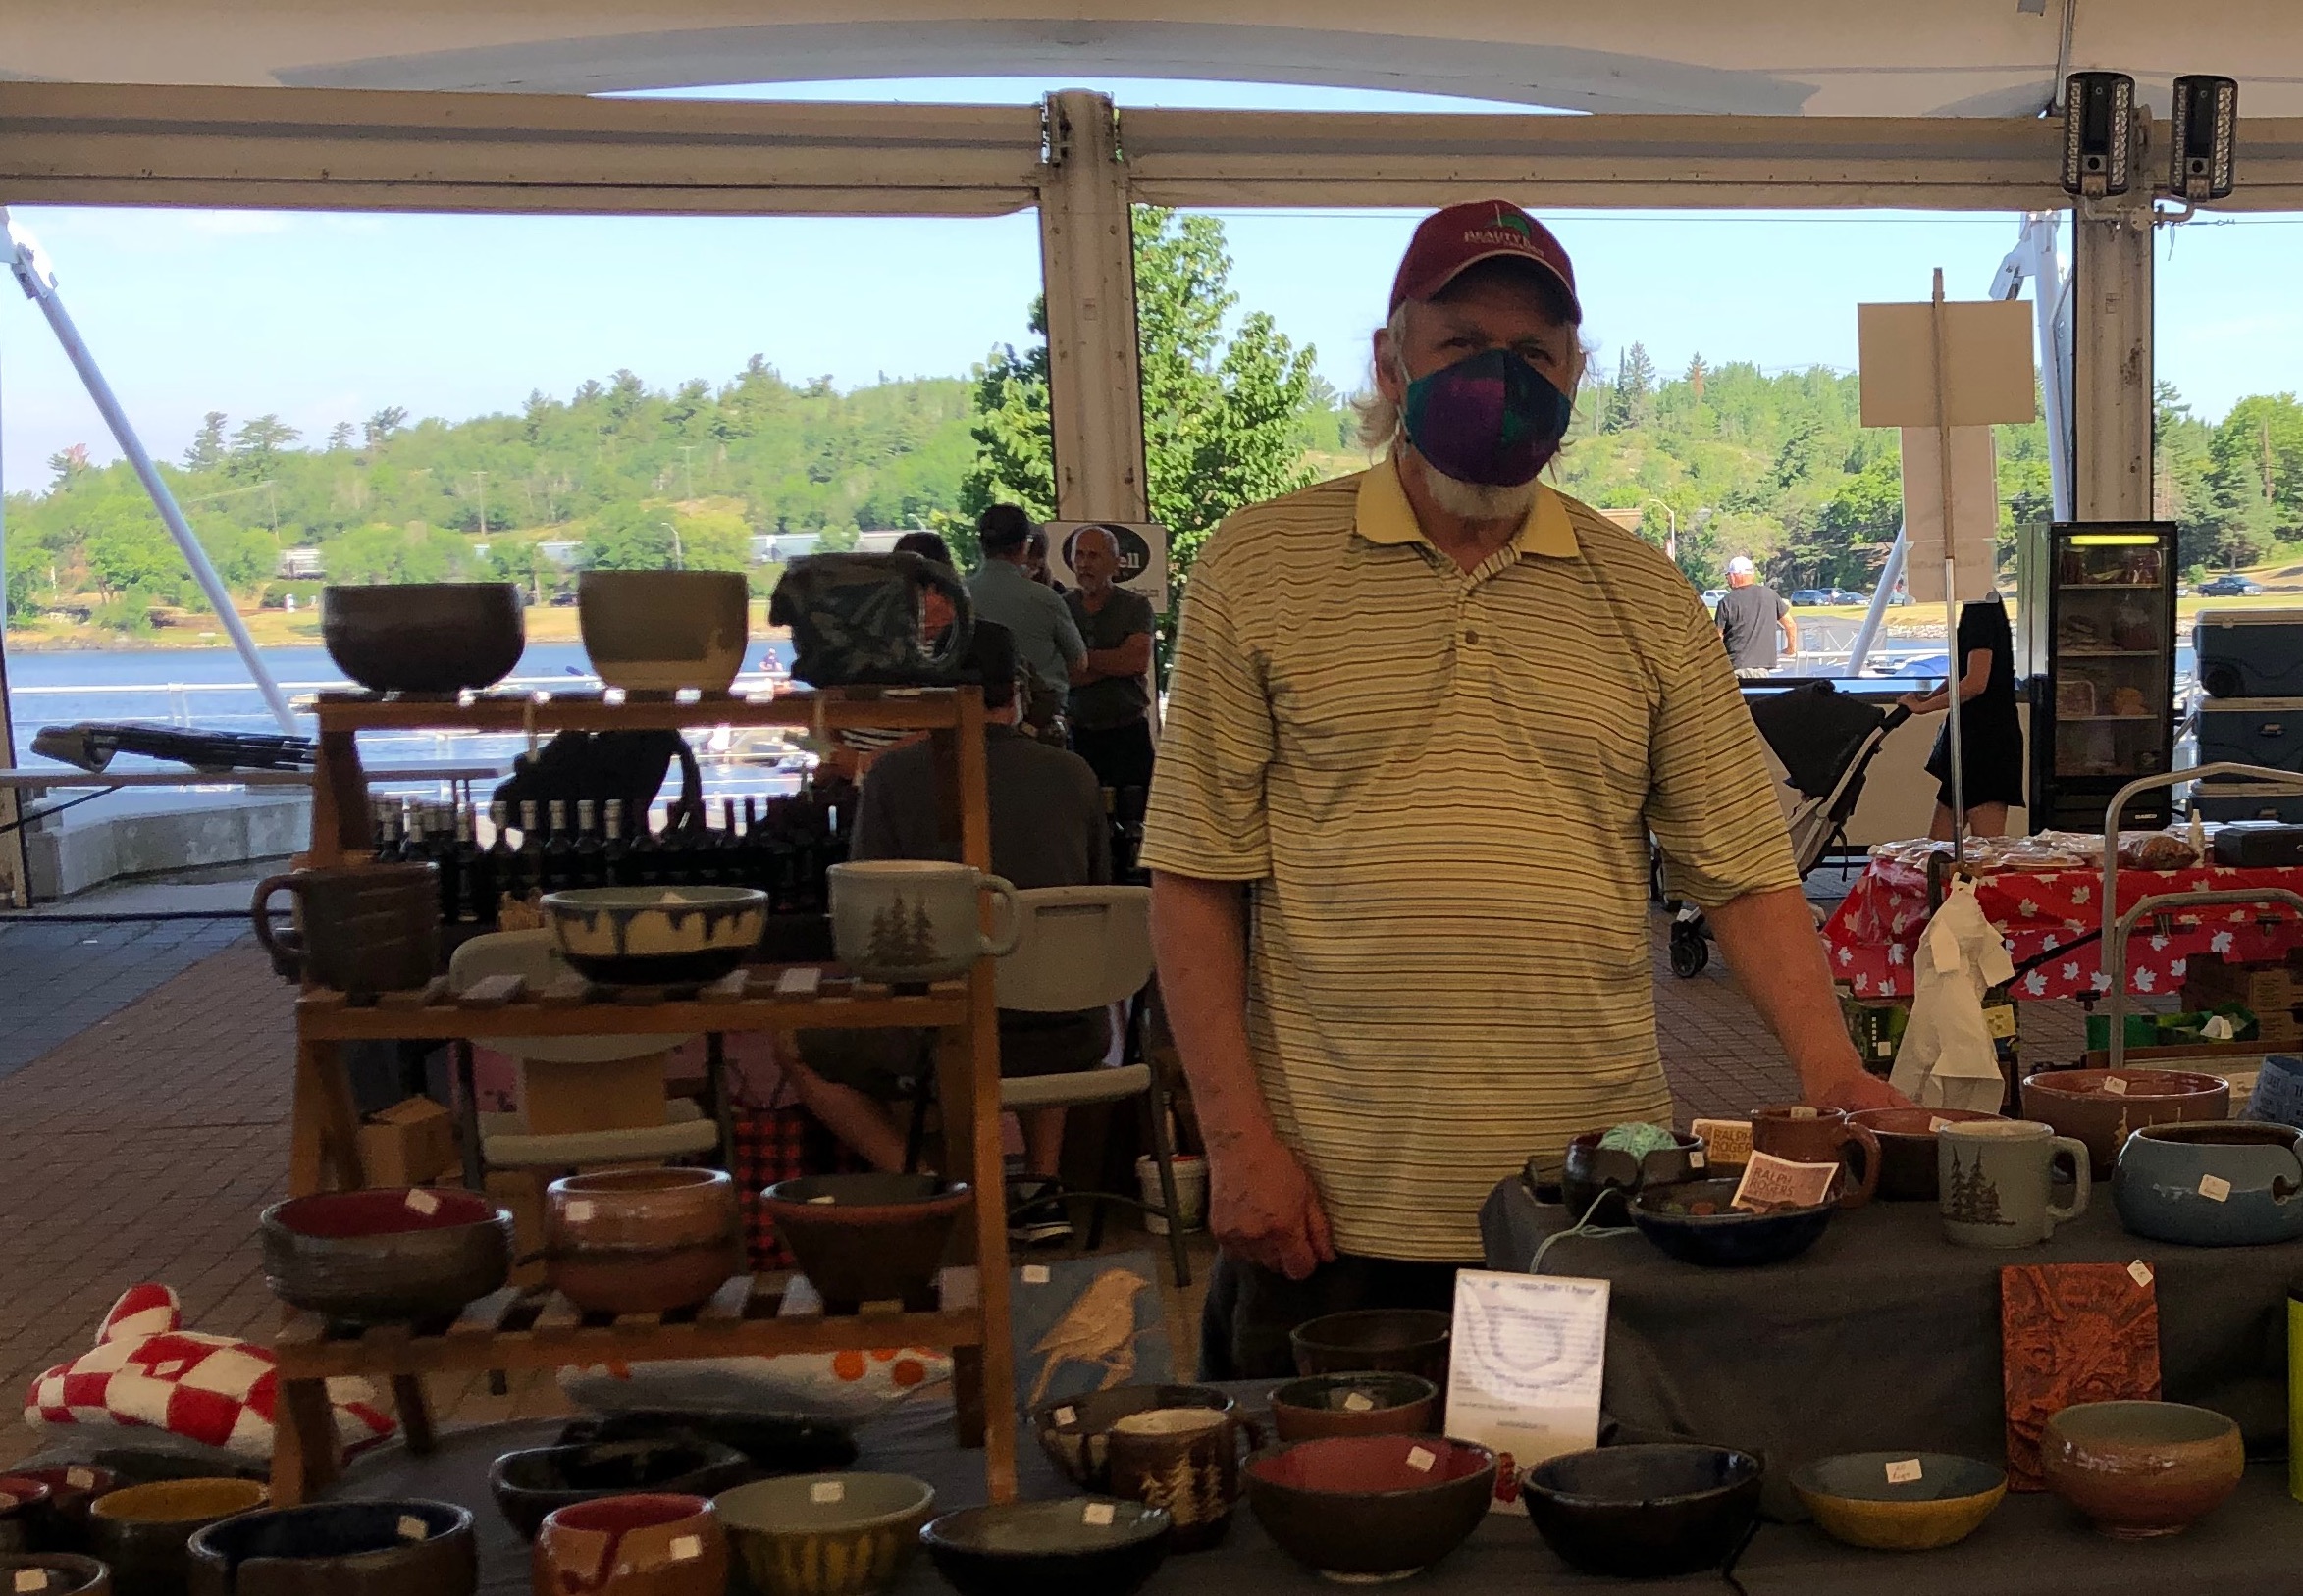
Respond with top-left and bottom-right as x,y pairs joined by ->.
373,786 -> 854,927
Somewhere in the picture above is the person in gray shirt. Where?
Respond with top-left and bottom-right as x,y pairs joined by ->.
1064,525 -> 1158,793
968,504 -> 1085,736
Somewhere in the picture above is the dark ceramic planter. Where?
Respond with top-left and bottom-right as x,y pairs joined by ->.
2019,1068 -> 2230,1177
260,1188 -> 513,1324
1561,1130 -> 1709,1224
716,1473 -> 934,1596
1033,1385 -> 1240,1493
1848,1107 -> 2006,1201
1630,1178 -> 1833,1267
0,1478 -> 54,1556
1267,1374 -> 1439,1444
1522,1443 -> 1763,1578
8,1467 -> 117,1554
757,1175 -> 972,1315
2113,1121 -> 2303,1246
88,1479 -> 270,1596
1243,1434 -> 1495,1582
321,583 -> 524,695
919,1500 -> 1171,1596
534,1493 -> 726,1596
186,1500 -> 475,1596
541,887 -> 767,987
0,1555 -> 110,1596
490,1440 -> 754,1541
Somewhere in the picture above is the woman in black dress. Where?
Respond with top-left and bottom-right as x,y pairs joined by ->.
1899,589 -> 2023,840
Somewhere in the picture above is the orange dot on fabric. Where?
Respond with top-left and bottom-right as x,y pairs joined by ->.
831,1350 -> 867,1381
890,1359 -> 927,1388
869,1348 -> 897,1363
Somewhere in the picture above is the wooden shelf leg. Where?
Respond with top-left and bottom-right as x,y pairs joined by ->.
391,1374 -> 438,1456
290,1038 -> 368,1197
271,1378 -> 342,1506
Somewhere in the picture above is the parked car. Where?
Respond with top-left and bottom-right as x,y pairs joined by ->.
1788,589 -> 1834,606
2197,573 -> 2266,596
1700,588 -> 1727,608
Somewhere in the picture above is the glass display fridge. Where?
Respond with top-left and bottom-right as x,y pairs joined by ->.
2016,521 -> 2179,831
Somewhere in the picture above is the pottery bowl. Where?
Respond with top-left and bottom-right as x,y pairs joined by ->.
2113,1120 -> 2303,1246
1287,1308 -> 1453,1390
0,1556 -> 109,1596
1243,1434 -> 1493,1582
8,1467 -> 117,1554
557,1413 -> 859,1477
0,1480 -> 53,1556
579,570 -> 750,695
717,1473 -> 934,1596
1033,1385 -> 1240,1492
536,1493 -> 725,1596
491,1439 -> 753,1541
918,1499 -> 1171,1596
1522,1443 -> 1763,1578
1268,1373 -> 1439,1444
1561,1130 -> 1709,1224
187,1500 -> 475,1596
758,1175 -> 971,1314
321,582 -> 525,695
1630,1178 -> 1834,1267
545,1168 -> 744,1315
259,1188 -> 513,1324
88,1479 -> 269,1596
2041,1401 -> 2244,1539
542,886 -> 768,987
2019,1069 -> 2230,1176
1848,1107 -> 2006,1202
1789,1452 -> 2006,1551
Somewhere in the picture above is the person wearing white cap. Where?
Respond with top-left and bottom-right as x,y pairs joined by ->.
1714,555 -> 1797,681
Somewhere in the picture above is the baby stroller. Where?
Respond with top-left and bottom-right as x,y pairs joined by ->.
1666,681 -> 1912,978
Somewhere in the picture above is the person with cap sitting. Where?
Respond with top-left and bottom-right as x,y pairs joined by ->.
1714,555 -> 1798,681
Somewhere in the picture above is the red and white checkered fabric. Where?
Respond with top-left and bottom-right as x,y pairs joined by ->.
23,1284 -> 394,1465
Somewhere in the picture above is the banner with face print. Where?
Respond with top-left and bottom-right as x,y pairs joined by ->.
1048,521 -> 1169,614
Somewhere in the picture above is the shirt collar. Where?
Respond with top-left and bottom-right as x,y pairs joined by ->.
1353,454 -> 1580,560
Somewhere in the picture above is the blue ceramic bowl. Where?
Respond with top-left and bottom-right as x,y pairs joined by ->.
2114,1121 -> 2303,1246
1523,1443 -> 1763,1577
1631,1178 -> 1832,1267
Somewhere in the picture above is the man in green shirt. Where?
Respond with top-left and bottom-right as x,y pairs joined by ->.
967,504 -> 1085,738
1063,525 -> 1159,793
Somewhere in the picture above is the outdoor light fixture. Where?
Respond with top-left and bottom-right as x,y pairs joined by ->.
2168,74 -> 2238,200
2060,72 -> 2134,197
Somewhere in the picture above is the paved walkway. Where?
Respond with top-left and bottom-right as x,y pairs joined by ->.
0,918 -> 251,1079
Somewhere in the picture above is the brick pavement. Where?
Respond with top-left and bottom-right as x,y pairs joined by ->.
0,918 -> 252,1080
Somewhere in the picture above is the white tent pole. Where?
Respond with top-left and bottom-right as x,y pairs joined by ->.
2027,214 -> 2076,523
1928,267 -> 1965,870
1,209 -> 294,734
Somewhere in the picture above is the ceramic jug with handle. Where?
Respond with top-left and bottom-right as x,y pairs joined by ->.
767,552 -> 974,687
2113,1121 -> 2303,1247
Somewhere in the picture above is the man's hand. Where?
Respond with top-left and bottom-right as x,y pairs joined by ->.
1208,1127 -> 1335,1281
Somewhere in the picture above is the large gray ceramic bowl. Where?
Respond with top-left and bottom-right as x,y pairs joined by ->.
260,1188 -> 512,1324
187,1501 -> 476,1596
542,886 -> 767,986
320,583 -> 524,695
716,1472 -> 934,1596
578,569 -> 749,695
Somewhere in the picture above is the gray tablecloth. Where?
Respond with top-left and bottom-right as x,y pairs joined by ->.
1479,1176 -> 2294,1513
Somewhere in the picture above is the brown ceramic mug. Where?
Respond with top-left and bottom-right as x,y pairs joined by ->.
250,863 -> 440,995
1749,1105 -> 1881,1209
1106,1406 -> 1263,1554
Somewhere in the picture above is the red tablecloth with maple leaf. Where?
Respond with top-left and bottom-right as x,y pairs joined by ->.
1820,858 -> 2303,1001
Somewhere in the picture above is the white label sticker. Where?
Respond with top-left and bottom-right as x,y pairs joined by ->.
564,1201 -> 595,1221
1876,1040 -> 1895,1057
1082,1502 -> 1117,1527
1054,1406 -> 1077,1427
1342,1391 -> 1376,1413
2104,1077 -> 2129,1097
397,1516 -> 427,1541
1690,1150 -> 1707,1169
2200,1174 -> 2232,1203
1930,1117 -> 1954,1132
1022,1264 -> 1051,1285
808,1195 -> 837,1206
1884,1459 -> 1924,1485
1790,1106 -> 1819,1120
404,1189 -> 441,1215
66,1468 -> 93,1489
670,1535 -> 704,1561
17,1571 -> 49,1594
811,1480 -> 845,1505
1406,1446 -> 1437,1473
2129,1260 -> 2155,1288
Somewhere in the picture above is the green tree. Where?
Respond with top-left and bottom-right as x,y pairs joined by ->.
183,412 -> 229,472
1603,343 -> 1658,433
229,414 -> 300,477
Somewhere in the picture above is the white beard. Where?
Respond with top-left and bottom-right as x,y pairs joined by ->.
1419,461 -> 1539,524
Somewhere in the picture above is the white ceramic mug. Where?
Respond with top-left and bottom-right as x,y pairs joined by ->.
828,860 -> 1021,983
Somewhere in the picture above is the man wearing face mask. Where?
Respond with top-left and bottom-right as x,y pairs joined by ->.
1140,201 -> 1906,1378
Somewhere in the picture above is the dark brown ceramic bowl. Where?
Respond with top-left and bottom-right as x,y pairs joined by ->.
0,1479 -> 54,1556
1268,1374 -> 1439,1444
9,1467 -> 117,1554
88,1479 -> 269,1596
2020,1069 -> 2230,1176
1287,1309 -> 1452,1390
758,1175 -> 972,1314
546,1168 -> 744,1314
186,1500 -> 476,1596
490,1440 -> 753,1541
2042,1401 -> 2244,1539
920,1499 -> 1172,1596
0,1556 -> 109,1596
260,1188 -> 513,1324
1033,1385 -> 1240,1492
1243,1434 -> 1494,1581
1522,1444 -> 1763,1578
1847,1107 -> 2007,1201
547,1238 -> 747,1317
321,583 -> 524,695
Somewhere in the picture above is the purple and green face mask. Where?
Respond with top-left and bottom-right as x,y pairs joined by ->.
1401,347 -> 1575,488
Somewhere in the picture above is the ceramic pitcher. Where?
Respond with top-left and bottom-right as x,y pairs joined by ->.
249,863 -> 440,995
827,861 -> 1020,983
1107,1407 -> 1259,1555
1938,1119 -> 2091,1248
768,552 -> 974,687
1749,1106 -> 1880,1209
2113,1121 -> 2303,1247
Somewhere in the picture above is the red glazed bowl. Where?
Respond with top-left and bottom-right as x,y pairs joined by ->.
1243,1434 -> 1493,1582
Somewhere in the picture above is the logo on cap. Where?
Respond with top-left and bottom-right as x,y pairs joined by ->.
1491,205 -> 1533,242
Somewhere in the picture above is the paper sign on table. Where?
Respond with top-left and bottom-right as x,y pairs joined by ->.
1446,1270 -> 1609,1512
1689,1118 -> 1753,1166
1730,1152 -> 1841,1211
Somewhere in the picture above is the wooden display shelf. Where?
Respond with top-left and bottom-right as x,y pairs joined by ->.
310,686 -> 964,736
295,972 -> 969,1041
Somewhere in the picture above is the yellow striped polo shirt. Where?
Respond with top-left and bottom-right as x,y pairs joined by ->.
1139,459 -> 1800,1261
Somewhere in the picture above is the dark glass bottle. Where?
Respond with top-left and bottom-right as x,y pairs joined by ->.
485,801 -> 518,916
602,798 -> 635,886
715,798 -> 746,886
627,802 -> 663,887
373,800 -> 404,865
573,798 -> 605,888
513,799 -> 546,904
457,803 -> 496,926
434,805 -> 467,923
543,799 -> 576,894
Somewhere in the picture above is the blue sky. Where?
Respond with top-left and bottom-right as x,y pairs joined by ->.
3,73 -> 2297,492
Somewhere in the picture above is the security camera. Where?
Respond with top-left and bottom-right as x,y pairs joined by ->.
2168,75 -> 2238,201
2060,72 -> 2134,198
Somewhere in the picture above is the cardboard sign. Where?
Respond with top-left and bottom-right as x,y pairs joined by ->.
1048,520 -> 1171,615
1731,1151 -> 1841,1211
1857,300 -> 2037,429
1689,1118 -> 1753,1167
1445,1271 -> 1609,1513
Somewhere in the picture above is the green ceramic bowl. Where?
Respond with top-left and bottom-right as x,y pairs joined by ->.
715,1473 -> 934,1596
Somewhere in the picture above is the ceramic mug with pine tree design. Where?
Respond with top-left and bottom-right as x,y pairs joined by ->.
829,860 -> 1021,984
1938,1119 -> 2091,1248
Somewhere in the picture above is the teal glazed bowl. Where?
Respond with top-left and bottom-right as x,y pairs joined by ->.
2113,1120 -> 2303,1246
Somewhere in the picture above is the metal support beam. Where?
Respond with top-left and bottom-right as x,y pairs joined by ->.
1036,91 -> 1148,524
2070,195 -> 2155,521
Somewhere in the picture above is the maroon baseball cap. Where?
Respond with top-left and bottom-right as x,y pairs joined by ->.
1389,200 -> 1581,322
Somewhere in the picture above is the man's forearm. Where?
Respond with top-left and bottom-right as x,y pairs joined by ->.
1702,883 -> 1865,1098
1150,870 -> 1281,1155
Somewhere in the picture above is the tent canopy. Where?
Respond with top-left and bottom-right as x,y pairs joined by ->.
5,0 -> 2300,116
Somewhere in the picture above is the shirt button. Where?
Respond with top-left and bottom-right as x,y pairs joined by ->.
1463,628 -> 1480,644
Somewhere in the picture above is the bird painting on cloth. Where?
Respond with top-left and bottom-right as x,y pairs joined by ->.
1013,1252 -> 1171,1412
